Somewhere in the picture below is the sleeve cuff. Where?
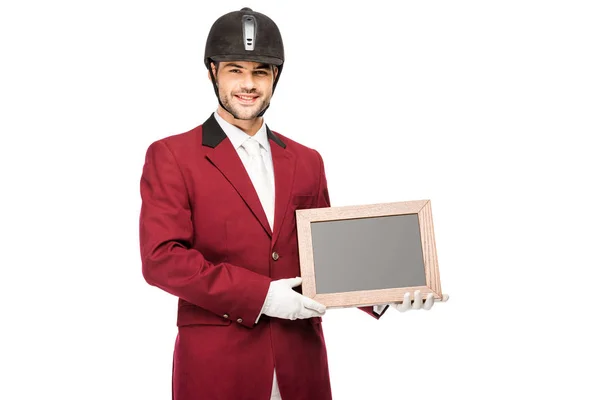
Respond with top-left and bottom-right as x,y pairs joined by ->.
373,304 -> 390,316
255,284 -> 273,323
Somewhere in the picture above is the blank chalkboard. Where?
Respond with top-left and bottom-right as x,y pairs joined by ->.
296,200 -> 442,308
311,214 -> 427,294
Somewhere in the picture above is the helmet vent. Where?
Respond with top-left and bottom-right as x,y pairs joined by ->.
242,15 -> 256,51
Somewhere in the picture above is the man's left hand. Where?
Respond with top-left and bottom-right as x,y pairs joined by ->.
391,290 -> 449,312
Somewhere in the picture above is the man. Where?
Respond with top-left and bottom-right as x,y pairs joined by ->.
139,7 -> 445,400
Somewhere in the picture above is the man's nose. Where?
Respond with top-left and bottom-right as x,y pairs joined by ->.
240,73 -> 256,91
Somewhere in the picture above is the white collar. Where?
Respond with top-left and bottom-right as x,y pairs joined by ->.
213,111 -> 270,153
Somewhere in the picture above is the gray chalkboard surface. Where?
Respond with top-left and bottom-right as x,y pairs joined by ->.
311,214 -> 427,294
296,200 -> 442,308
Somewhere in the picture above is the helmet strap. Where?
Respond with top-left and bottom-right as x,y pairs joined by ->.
208,62 -> 237,117
257,103 -> 270,117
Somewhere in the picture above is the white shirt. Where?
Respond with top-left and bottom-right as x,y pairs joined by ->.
213,111 -> 281,399
213,111 -> 275,226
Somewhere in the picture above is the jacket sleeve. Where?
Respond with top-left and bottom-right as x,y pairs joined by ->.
314,150 -> 389,320
139,140 -> 271,328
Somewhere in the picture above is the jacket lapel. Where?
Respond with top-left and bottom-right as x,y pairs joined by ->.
202,115 -> 272,237
268,127 -> 296,245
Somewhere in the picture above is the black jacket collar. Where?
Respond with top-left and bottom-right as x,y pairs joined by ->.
201,114 -> 286,149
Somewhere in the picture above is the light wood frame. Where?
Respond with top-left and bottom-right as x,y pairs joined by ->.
296,199 -> 442,308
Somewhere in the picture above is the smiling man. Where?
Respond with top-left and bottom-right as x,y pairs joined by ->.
139,7 -> 440,400
139,8 -> 341,400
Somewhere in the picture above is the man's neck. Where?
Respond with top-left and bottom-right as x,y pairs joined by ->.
216,107 -> 263,136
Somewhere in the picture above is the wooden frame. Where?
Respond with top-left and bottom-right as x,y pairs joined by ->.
296,200 -> 442,308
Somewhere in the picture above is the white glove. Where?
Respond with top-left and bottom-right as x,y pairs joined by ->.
391,290 -> 449,312
261,277 -> 326,320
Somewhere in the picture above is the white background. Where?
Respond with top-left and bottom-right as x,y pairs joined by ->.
1,1 -> 599,399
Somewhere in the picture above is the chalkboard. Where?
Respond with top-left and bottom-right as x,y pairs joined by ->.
296,200 -> 442,308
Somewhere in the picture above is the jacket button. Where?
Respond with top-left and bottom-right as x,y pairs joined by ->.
223,314 -> 229,319
237,318 -> 243,324
272,251 -> 279,261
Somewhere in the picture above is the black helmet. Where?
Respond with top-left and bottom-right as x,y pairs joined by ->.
204,7 -> 284,70
204,8 -> 284,117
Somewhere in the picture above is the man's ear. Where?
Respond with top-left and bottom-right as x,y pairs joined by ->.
273,65 -> 279,80
208,62 -> 218,82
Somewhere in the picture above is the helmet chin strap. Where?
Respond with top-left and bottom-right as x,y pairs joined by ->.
257,103 -> 270,117
208,62 -> 271,120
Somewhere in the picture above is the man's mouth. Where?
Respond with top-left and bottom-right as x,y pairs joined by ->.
234,94 -> 259,104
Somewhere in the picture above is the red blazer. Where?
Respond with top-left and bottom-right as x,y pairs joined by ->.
139,114 -> 384,400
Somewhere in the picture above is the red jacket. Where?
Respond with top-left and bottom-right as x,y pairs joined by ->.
139,114 -> 382,399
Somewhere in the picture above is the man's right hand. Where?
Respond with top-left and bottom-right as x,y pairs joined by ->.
261,277 -> 326,320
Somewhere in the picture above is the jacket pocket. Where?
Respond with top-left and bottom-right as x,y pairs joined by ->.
177,304 -> 232,327
292,194 -> 317,209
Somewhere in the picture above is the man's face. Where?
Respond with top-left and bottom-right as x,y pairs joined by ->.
210,61 -> 277,120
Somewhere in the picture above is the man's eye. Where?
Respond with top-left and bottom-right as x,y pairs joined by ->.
229,69 -> 241,73
254,71 -> 268,76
